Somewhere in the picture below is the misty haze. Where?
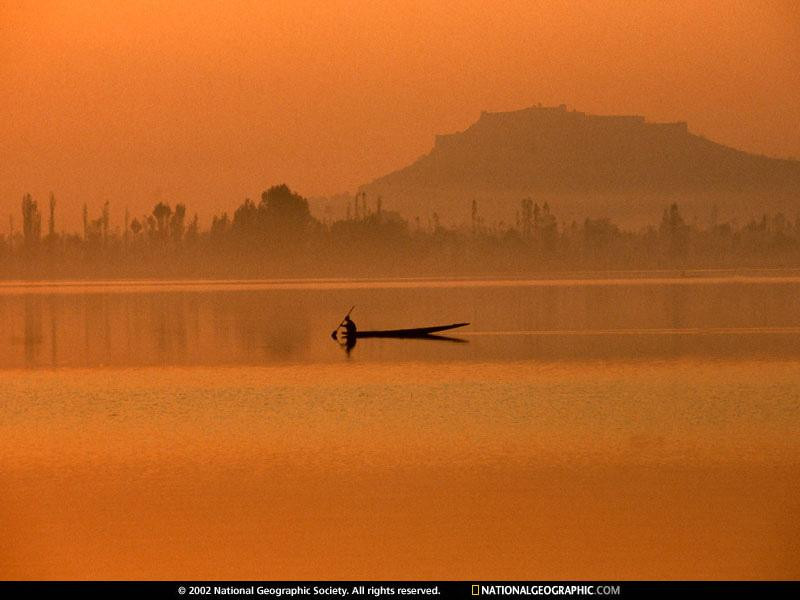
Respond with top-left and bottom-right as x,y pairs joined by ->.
1,0 -> 799,587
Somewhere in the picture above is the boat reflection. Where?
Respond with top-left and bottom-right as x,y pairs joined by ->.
333,329 -> 468,355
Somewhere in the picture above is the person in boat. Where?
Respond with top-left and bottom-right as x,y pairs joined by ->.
343,315 -> 357,338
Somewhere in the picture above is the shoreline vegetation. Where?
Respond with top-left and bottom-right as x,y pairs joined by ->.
4,184 -> 800,280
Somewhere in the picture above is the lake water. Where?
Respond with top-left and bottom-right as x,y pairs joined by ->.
1,277 -> 799,579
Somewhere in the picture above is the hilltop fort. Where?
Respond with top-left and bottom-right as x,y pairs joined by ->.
360,105 -> 800,226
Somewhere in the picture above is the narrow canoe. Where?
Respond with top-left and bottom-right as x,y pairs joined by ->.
354,322 -> 469,338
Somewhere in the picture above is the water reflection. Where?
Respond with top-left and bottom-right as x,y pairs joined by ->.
24,295 -> 43,366
334,328 -> 468,356
1,278 -> 800,368
3,279 -> 800,579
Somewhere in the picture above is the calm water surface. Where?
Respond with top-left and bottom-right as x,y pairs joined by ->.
1,278 -> 799,578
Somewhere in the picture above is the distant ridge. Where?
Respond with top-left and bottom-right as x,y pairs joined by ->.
360,105 -> 800,226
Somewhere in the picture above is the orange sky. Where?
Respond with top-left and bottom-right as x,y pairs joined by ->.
1,0 -> 799,230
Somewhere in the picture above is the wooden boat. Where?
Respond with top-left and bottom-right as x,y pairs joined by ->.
350,322 -> 469,338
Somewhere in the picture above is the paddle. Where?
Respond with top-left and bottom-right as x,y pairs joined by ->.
330,305 -> 355,340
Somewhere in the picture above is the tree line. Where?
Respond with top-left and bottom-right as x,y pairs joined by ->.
3,184 -> 800,278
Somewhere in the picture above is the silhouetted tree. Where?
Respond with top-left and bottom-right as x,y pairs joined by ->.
539,202 -> 558,252
170,203 -> 186,242
260,184 -> 311,231
210,213 -> 229,238
520,197 -> 533,239
186,213 -> 199,242
101,201 -> 110,244
583,218 -> 620,252
48,192 -> 56,240
232,198 -> 258,235
152,202 -> 172,240
146,215 -> 157,239
3,184 -> 800,279
660,203 -> 689,257
21,194 -> 41,247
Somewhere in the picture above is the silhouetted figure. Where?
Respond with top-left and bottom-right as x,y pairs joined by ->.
341,316 -> 357,355
344,331 -> 357,355
343,315 -> 357,338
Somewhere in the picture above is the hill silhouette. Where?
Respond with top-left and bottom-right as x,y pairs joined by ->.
361,105 -> 800,226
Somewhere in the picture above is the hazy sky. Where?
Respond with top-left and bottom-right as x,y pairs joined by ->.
2,0 -> 799,229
